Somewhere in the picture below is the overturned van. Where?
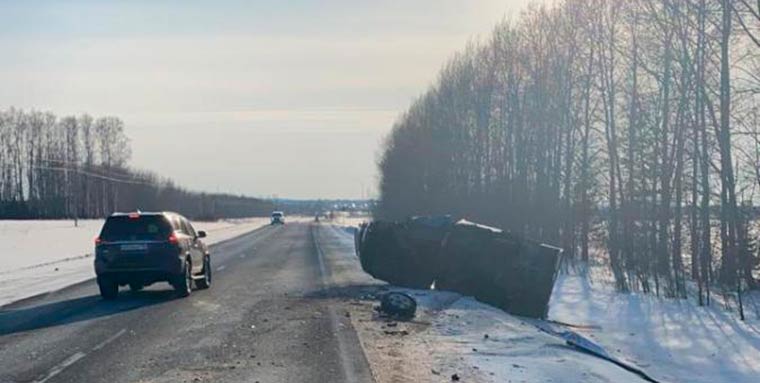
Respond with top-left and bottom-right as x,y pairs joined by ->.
355,217 -> 561,319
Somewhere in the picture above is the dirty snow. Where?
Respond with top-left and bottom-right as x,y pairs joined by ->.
0,218 -> 271,306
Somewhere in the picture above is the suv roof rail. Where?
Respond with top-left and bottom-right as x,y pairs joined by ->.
111,211 -> 163,217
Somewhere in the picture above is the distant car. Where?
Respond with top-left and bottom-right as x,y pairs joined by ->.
271,211 -> 285,225
94,211 -> 211,299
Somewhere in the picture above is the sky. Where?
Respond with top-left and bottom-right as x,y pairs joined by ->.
0,0 -> 534,199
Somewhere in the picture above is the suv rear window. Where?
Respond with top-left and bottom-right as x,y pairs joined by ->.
100,215 -> 173,242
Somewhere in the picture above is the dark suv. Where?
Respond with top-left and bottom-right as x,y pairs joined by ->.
271,211 -> 285,225
94,211 -> 212,299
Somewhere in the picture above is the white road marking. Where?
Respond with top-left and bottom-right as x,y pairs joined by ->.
312,228 -> 329,281
311,224 -> 362,383
36,352 -> 86,383
36,328 -> 127,383
92,329 -> 126,351
216,265 -> 226,272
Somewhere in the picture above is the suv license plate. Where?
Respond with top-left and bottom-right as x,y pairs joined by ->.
121,243 -> 148,251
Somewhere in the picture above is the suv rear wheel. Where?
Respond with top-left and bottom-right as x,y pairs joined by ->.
196,256 -> 212,290
173,260 -> 193,297
98,277 -> 119,300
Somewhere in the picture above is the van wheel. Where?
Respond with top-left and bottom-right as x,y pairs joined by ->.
98,277 -> 119,300
196,256 -> 212,290
173,260 -> 192,297
380,292 -> 417,319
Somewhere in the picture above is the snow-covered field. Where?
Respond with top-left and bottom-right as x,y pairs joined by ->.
0,218 -> 272,307
324,222 -> 760,382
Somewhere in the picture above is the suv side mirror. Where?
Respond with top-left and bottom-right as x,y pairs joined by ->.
197,230 -> 207,238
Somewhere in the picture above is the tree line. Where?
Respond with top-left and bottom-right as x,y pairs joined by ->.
376,0 -> 760,317
0,108 -> 273,220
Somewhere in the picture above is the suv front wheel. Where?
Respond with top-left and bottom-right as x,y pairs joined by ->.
173,260 -> 193,297
196,256 -> 212,290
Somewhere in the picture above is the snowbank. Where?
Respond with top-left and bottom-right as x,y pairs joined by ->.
0,218 -> 271,307
549,272 -> 760,383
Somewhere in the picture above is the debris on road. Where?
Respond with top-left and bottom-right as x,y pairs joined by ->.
383,329 -> 410,336
378,291 -> 417,320
534,321 -> 662,383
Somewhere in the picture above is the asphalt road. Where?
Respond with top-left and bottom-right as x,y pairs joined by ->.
0,223 -> 375,383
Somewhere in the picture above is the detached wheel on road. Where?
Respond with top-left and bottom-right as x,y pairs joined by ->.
98,277 -> 119,300
173,260 -> 193,297
196,256 -> 212,290
380,292 -> 417,320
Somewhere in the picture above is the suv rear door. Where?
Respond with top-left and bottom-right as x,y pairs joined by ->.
180,217 -> 204,273
100,215 -> 173,244
98,215 -> 176,266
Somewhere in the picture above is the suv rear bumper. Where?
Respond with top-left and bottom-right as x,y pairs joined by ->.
95,253 -> 184,284
96,269 -> 182,286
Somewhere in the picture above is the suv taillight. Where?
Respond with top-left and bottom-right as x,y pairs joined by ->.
95,237 -> 102,245
168,233 -> 179,245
